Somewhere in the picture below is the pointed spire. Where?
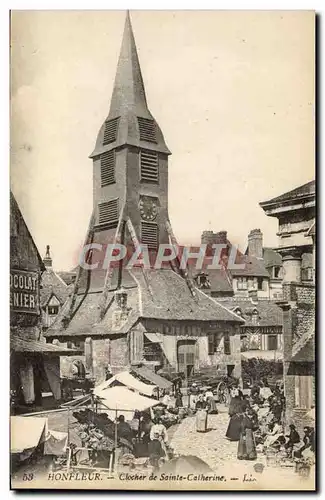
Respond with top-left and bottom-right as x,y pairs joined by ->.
109,11 -> 148,117
43,244 -> 52,268
90,11 -> 170,157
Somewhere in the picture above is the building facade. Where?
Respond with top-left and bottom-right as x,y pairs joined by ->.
260,180 -> 315,431
10,193 -> 79,412
45,12 -> 244,384
41,245 -> 71,331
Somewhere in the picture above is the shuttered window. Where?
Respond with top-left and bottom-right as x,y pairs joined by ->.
141,222 -> 158,249
103,117 -> 120,145
224,334 -> 231,355
208,334 -> 215,355
140,150 -> 159,183
267,334 -> 278,351
100,151 -> 115,186
138,117 -> 157,143
98,199 -> 119,226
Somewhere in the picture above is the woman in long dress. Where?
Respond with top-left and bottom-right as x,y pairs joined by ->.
237,408 -> 258,460
226,390 -> 244,441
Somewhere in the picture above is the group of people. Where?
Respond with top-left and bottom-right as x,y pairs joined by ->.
188,385 -> 219,414
226,384 -> 315,464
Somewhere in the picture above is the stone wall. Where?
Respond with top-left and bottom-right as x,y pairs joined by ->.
98,336 -> 129,380
281,282 -> 315,429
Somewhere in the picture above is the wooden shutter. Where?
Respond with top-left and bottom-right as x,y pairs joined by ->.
267,334 -> 278,351
141,222 -> 158,249
98,199 -> 119,226
137,117 -> 157,143
100,151 -> 115,186
103,117 -> 120,145
208,334 -> 215,355
140,150 -> 159,183
224,334 -> 231,355
295,375 -> 312,409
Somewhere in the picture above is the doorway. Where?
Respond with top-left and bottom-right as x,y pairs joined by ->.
177,340 -> 196,377
227,364 -> 235,377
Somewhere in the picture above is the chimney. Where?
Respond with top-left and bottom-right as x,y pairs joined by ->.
248,229 -> 263,259
43,245 -> 53,268
201,230 -> 227,245
201,231 -> 215,245
248,289 -> 258,304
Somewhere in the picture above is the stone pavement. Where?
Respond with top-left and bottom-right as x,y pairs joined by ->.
169,405 -> 313,489
169,404 -> 239,471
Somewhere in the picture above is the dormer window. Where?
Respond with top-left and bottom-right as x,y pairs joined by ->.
273,266 -> 281,279
251,309 -> 259,325
234,307 -> 243,317
195,272 -> 211,289
237,277 -> 247,290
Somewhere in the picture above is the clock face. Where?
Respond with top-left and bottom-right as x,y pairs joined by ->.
139,197 -> 158,221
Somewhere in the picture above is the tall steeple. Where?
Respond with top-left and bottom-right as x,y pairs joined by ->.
109,10 -> 149,118
90,11 -> 170,158
74,11 -> 173,294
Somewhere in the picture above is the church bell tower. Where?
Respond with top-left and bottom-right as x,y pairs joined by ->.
88,12 -> 171,279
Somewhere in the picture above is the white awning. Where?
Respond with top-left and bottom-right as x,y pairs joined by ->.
144,332 -> 163,343
94,371 -> 157,397
95,386 -> 160,421
11,416 -> 48,454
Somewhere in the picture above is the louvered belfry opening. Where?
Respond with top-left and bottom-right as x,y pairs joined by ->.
100,150 -> 115,186
140,149 -> 159,183
103,117 -> 120,145
137,117 -> 157,143
98,198 -> 119,227
141,222 -> 158,249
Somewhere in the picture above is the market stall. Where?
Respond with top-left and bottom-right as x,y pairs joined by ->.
94,371 -> 158,398
10,414 -> 68,472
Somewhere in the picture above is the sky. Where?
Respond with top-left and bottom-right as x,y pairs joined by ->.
10,10 -> 315,271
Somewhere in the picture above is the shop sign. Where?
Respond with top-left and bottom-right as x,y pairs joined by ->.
10,269 -> 39,315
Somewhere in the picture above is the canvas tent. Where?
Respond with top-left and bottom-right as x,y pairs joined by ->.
11,416 -> 68,460
94,371 -> 157,397
94,385 -> 160,421
11,416 -> 48,455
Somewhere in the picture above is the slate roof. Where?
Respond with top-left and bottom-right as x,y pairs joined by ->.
262,248 -> 283,269
45,268 -> 243,338
130,365 -> 172,390
57,271 -> 77,286
193,269 -> 233,294
132,268 -> 243,322
11,335 -> 81,355
90,12 -> 170,158
230,255 -> 270,278
10,192 -> 45,273
260,180 -> 315,206
216,298 -> 283,328
40,268 -> 71,307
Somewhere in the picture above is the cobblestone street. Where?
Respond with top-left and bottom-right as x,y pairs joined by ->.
169,406 -> 312,488
170,405 -> 240,471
